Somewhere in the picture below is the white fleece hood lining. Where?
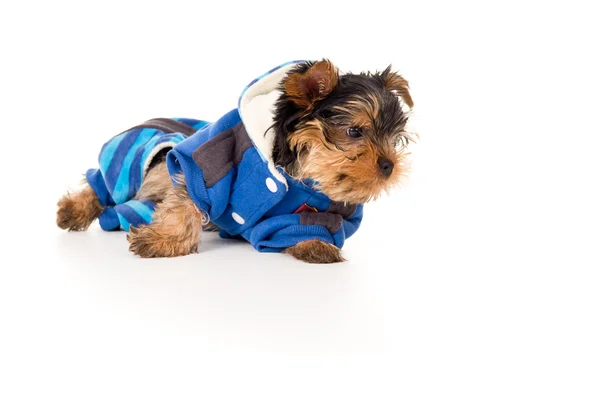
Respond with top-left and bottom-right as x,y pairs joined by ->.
238,62 -> 301,188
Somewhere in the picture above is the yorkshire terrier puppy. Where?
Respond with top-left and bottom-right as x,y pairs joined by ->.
56,59 -> 414,263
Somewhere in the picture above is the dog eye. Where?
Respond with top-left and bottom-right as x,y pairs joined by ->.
347,127 -> 363,138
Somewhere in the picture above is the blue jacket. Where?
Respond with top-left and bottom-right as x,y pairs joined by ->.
86,61 -> 363,252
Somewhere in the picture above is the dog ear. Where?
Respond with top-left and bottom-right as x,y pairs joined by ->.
284,59 -> 339,109
382,66 -> 414,109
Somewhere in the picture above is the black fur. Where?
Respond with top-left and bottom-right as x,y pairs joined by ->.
270,61 -> 410,171
270,61 -> 316,170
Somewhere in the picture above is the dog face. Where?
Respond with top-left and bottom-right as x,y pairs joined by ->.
271,60 -> 415,204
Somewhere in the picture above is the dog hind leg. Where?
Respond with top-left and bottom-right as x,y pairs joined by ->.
56,181 -> 104,231
128,171 -> 203,258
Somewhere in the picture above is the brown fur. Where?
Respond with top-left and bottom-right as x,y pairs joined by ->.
135,162 -> 219,232
288,120 -> 410,204
56,180 -> 104,231
278,59 -> 414,207
127,174 -> 203,258
285,239 -> 344,263
134,161 -> 172,202
284,60 -> 338,109
332,94 -> 381,130
383,71 -> 414,109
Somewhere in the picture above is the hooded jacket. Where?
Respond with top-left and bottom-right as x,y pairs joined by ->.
86,61 -> 363,252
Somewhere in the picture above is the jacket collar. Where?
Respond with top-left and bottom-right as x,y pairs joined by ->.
237,60 -> 305,190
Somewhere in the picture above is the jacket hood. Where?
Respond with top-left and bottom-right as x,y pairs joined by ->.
237,60 -> 305,187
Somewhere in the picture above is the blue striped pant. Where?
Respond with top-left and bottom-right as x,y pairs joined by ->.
85,118 -> 207,231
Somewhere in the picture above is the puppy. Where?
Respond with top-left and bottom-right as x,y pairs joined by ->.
57,59 -> 415,263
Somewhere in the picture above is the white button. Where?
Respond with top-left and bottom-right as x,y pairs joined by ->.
266,177 -> 277,193
231,212 -> 245,225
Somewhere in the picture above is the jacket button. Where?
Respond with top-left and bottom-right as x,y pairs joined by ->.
231,212 -> 245,225
265,177 -> 277,193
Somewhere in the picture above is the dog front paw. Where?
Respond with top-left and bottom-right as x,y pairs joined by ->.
127,225 -> 198,258
285,239 -> 345,263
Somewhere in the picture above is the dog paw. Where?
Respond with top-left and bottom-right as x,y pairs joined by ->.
285,239 -> 345,263
56,194 -> 94,231
127,225 -> 198,258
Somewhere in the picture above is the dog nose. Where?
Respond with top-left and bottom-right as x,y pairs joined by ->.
378,158 -> 394,177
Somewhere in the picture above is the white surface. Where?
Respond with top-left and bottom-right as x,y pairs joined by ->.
1,1 -> 599,397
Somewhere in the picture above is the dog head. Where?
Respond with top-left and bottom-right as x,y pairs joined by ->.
271,59 -> 415,204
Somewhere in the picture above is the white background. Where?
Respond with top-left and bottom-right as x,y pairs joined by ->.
1,1 -> 599,397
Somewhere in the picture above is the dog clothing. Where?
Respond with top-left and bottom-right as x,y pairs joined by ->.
86,61 -> 363,252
